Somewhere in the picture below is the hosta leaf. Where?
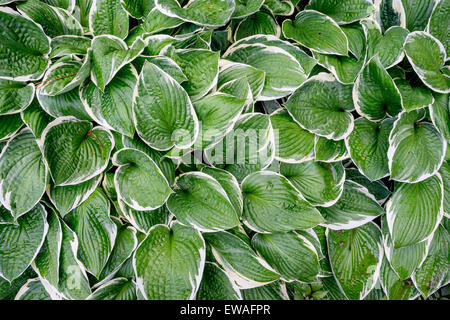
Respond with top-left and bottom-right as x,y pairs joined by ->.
64,188 -> 117,277
133,61 -> 198,150
167,172 -> 239,232
218,77 -> 253,113
233,0 -> 265,18
142,56 -> 187,84
42,118 -> 114,186
388,110 -> 446,183
224,43 -> 306,100
386,175 -> 444,248
280,160 -> 345,207
134,221 -> 205,300
89,0 -> 129,39
234,11 -> 279,42
0,79 -> 34,115
15,278 -> 51,300
440,161 -> 450,216
361,19 -> 409,68
39,58 -> 90,96
318,180 -> 384,229
241,171 -> 324,233
270,109 -> 315,163
120,0 -> 154,18
91,35 -> 145,91
404,31 -> 450,93
58,220 -> 91,299
193,92 -> 246,149
168,48 -> 219,101
42,0 -> 75,11
37,87 -> 92,121
155,0 -> 235,27
428,0 -> 450,57
197,262 -> 242,300
241,281 -> 288,300
0,8 -> 50,81
327,222 -> 383,300
284,73 -> 354,140
0,114 -> 22,141
47,175 -> 102,217
264,0 -> 294,16
113,148 -> 172,211
17,0 -> 82,38
21,100 -> 53,139
412,224 -> 449,297
201,166 -> 243,216
77,0 -> 93,27
98,225 -> 137,282
32,210 -> 61,297
402,0 -> 435,31
430,93 -> 450,141
117,199 -> 170,233
0,129 -> 46,219
381,215 -> 430,279
88,278 -> 136,300
379,257 -> 419,300
81,64 -> 138,137
50,35 -> 91,58
314,136 -> 349,162
345,169 -> 391,204
353,57 -> 403,121
282,10 -> 349,56
0,204 -> 48,282
252,232 -> 320,282
346,117 -> 394,181
395,79 -> 434,111
204,231 -> 280,289
306,0 -> 374,24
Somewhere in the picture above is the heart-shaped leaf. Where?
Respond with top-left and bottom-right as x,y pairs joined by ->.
89,0 -> 129,39
379,256 -> 419,300
0,79 -> 35,115
196,262 -> 242,300
306,0 -> 375,24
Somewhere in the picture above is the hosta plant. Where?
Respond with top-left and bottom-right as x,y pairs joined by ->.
0,0 -> 449,301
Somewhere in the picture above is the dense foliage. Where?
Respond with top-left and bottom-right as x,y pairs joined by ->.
0,0 -> 449,300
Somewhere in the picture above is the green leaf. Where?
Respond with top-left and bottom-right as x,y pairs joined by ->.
133,61 -> 198,150
241,281 -> 288,300
204,231 -> 280,288
0,204 -> 48,282
141,56 -> 187,84
241,171 -> 324,232
17,0 -> 82,38
197,262 -> 242,300
64,188 -> 117,277
120,0 -> 154,18
373,0 -> 405,33
167,172 -> 239,232
282,10 -> 349,56
224,43 -> 307,100
0,129 -> 46,219
264,0 -> 294,16
0,79 -> 34,115
327,222 -> 383,300
89,0 -> 129,39
386,174 -> 444,248
430,93 -> 450,141
404,31 -> 450,93
233,0 -> 264,18
439,161 -> 450,216
50,35 -> 91,58
21,99 -> 53,139
0,8 -> 50,81
388,110 -> 446,183
381,215 -> 430,279
134,221 -> 205,299
346,168 -> 391,204
252,232 -> 320,282
270,109 -> 315,163
0,114 -> 22,141
155,0 -> 235,27
15,278 -> 51,300
42,118 -> 114,186
428,0 -> 450,57
346,117 -> 394,181
353,57 -> 403,121
284,73 -> 354,140
58,220 -> 92,299
412,224 -> 449,297
306,0 -> 374,24
113,148 -> 172,211
314,136 -> 349,162
280,160 -> 345,207
402,0 -> 435,31
91,35 -> 145,91
47,175 -> 102,217
395,79 -> 434,111
379,257 -> 419,300
81,64 -> 138,137
234,11 -> 279,42
117,199 -> 170,233
88,278 -> 136,300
